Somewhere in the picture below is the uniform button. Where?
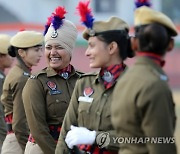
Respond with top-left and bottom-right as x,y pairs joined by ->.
103,93 -> 107,97
56,99 -> 59,102
97,111 -> 100,115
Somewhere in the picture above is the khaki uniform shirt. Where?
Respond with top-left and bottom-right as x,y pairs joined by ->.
111,57 -> 176,154
0,70 -> 6,144
1,61 -> 30,151
56,72 -> 123,154
22,66 -> 82,154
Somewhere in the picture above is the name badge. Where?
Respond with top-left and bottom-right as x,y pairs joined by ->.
78,96 -> 94,103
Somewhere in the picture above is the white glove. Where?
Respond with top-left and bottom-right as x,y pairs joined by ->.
65,125 -> 96,149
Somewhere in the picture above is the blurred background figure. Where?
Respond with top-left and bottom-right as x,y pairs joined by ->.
1,30 -> 43,154
0,34 -> 13,153
111,6 -> 178,154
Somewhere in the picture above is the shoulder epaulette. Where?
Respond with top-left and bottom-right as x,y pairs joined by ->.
30,68 -> 47,79
75,70 -> 85,77
150,67 -> 168,81
79,71 -> 98,78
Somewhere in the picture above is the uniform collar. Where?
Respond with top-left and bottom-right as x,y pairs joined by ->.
16,60 -> 31,74
135,56 -> 168,81
93,65 -> 127,85
56,64 -> 72,74
136,52 -> 165,67
46,65 -> 76,78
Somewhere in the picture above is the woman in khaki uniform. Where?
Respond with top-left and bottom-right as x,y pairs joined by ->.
22,6 -> 82,154
0,34 -> 14,153
1,31 -> 44,154
55,2 -> 133,153
111,6 -> 177,154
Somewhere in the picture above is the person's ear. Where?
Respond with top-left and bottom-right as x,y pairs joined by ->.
109,41 -> 118,55
167,38 -> 174,52
131,37 -> 139,52
18,49 -> 26,58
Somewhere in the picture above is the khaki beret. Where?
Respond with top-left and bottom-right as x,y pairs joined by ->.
135,6 -> 178,36
83,16 -> 129,40
0,34 -> 11,54
10,31 -> 44,48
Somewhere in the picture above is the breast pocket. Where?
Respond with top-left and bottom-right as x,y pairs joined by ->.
46,93 -> 69,118
102,102 -> 112,129
78,101 -> 92,126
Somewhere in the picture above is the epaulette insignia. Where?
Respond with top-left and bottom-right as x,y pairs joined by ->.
160,74 -> 168,81
30,75 -> 36,79
0,74 -> 4,79
152,69 -> 168,81
23,72 -> 30,76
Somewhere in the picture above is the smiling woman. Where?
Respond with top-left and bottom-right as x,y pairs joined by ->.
22,6 -> 84,154
45,43 -> 71,70
55,1 -> 134,154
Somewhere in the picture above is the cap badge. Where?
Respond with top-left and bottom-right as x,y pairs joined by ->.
88,29 -> 95,37
51,30 -> 58,38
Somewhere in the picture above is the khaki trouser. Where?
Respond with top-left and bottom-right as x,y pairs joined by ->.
0,108 -> 6,145
24,141 -> 44,154
1,133 -> 23,154
0,140 -> 2,153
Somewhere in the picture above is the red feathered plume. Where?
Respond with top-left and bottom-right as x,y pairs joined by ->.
43,15 -> 53,35
52,6 -> 67,19
44,6 -> 67,35
19,28 -> 26,31
76,0 -> 94,29
46,16 -> 53,26
52,6 -> 67,31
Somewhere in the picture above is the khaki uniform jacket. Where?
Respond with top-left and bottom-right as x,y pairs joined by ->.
22,66 -> 82,154
1,61 -> 30,151
0,70 -> 6,144
111,57 -> 176,154
56,72 -> 124,154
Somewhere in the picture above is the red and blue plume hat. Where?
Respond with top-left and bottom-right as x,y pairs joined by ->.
76,0 -> 94,29
135,0 -> 151,8
44,15 -> 53,35
44,6 -> 67,35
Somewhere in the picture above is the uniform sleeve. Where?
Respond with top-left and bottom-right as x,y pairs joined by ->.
12,77 -> 29,151
22,78 -> 56,154
0,103 -> 6,143
55,80 -> 80,154
137,81 -> 176,154
0,79 -> 6,143
1,78 -> 14,116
